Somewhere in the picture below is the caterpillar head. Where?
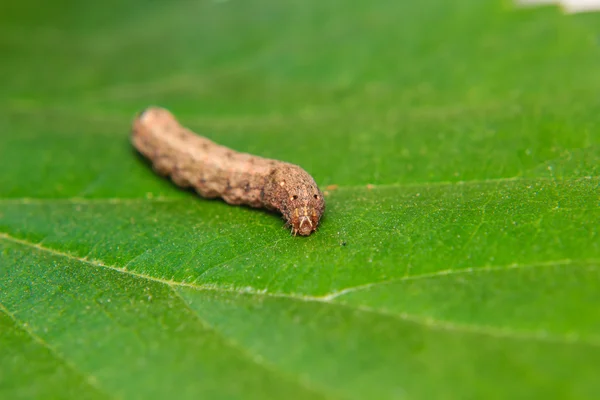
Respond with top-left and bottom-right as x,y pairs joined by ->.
264,164 -> 325,236
286,187 -> 325,236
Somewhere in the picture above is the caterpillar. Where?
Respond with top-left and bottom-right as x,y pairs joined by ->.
131,107 -> 325,236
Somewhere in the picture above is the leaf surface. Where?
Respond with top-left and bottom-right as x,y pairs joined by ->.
1,1 -> 600,399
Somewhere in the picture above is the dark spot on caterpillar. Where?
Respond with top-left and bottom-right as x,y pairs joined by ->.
132,107 -> 325,236
176,128 -> 187,138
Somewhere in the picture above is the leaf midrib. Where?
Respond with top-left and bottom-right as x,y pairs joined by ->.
1,231 -> 597,348
0,232 -> 345,400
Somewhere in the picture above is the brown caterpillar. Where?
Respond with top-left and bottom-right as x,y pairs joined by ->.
131,107 -> 325,236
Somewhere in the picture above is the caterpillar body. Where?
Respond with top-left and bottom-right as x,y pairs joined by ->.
132,107 -> 325,236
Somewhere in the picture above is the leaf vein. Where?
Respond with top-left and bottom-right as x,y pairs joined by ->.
322,258 -> 599,300
2,232 -> 599,348
169,287 -> 341,400
0,175 -> 597,205
0,301 -> 115,399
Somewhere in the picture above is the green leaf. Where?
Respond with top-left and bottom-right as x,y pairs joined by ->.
1,1 -> 600,399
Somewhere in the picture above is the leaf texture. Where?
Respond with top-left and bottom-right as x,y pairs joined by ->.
1,0 -> 600,399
